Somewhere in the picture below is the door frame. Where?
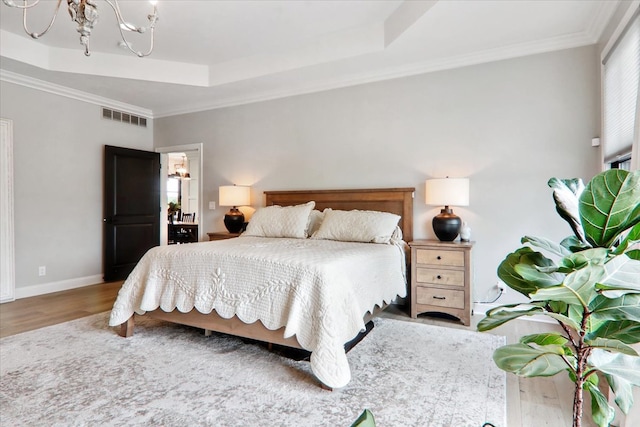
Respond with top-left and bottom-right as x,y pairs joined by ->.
156,143 -> 203,244
0,118 -> 15,303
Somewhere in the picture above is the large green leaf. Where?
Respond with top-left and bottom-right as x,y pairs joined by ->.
560,235 -> 592,253
531,263 -> 605,307
544,312 -> 581,332
477,305 -> 544,331
522,235 -> 571,257
497,247 -> 557,297
585,381 -> 616,427
548,177 -> 586,243
560,248 -> 609,270
587,320 -> 640,344
534,254 -> 640,306
595,254 -> 640,297
493,343 -> 570,377
520,333 -> 571,356
604,374 -> 635,414
350,409 -> 376,427
584,337 -> 639,356
514,263 -> 562,288
589,294 -> 640,323
613,223 -> 640,255
520,333 -> 569,347
580,170 -> 640,248
589,349 -> 640,386
478,303 -> 581,332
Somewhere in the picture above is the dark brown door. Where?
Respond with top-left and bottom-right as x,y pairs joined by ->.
104,145 -> 160,281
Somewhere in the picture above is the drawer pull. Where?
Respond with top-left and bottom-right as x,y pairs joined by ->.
433,296 -> 446,300
437,256 -> 442,260
437,275 -> 442,280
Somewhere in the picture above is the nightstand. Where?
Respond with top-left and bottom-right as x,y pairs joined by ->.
408,240 -> 474,326
207,232 -> 241,241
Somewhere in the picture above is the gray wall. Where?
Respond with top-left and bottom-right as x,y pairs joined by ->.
155,45 -> 601,305
0,82 -> 153,294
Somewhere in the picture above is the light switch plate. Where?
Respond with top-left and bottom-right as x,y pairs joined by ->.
209,201 -> 216,210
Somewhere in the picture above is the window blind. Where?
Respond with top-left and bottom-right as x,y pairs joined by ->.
603,9 -> 640,164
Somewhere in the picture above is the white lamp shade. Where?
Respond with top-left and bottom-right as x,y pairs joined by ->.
425,178 -> 469,207
219,185 -> 251,207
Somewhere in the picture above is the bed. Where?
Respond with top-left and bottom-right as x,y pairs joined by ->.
109,187 -> 414,389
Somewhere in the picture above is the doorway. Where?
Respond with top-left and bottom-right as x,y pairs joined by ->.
156,144 -> 203,245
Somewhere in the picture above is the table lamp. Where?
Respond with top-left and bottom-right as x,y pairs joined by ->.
219,185 -> 251,233
425,177 -> 469,241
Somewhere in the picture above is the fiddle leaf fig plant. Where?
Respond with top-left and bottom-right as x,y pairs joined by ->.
478,169 -> 640,427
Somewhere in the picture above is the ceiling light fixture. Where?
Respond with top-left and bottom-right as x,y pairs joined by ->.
170,156 -> 190,180
2,0 -> 159,57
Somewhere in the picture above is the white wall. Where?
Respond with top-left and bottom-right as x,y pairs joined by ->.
0,81 -> 153,296
155,45 -> 601,305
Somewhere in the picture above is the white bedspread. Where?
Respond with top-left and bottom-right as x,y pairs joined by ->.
109,236 -> 407,388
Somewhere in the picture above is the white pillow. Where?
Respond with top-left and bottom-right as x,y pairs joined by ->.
390,225 -> 403,243
306,210 -> 324,237
243,201 -> 315,239
311,209 -> 401,244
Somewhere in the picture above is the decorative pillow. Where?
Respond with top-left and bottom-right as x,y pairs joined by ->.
243,201 -> 315,239
311,209 -> 401,244
306,210 -> 324,237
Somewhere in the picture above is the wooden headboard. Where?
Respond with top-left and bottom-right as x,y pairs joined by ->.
264,187 -> 415,242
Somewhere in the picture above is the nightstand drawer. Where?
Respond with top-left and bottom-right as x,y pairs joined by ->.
416,268 -> 464,287
416,287 -> 465,309
416,249 -> 464,267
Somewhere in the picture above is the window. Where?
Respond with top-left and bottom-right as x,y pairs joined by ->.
167,177 -> 181,205
602,8 -> 639,168
610,154 -> 632,171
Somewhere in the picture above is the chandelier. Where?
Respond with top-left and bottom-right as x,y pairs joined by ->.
2,0 -> 159,57
169,156 -> 190,180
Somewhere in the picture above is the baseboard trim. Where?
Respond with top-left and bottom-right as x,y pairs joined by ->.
15,274 -> 104,299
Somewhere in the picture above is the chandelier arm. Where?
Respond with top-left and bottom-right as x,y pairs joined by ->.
104,0 -> 137,31
3,0 -> 40,9
103,0 -> 157,57
20,0 -> 63,39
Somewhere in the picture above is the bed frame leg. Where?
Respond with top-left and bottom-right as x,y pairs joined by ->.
119,316 -> 135,337
204,329 -> 212,337
320,383 -> 333,392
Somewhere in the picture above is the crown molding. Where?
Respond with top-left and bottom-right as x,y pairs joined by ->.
3,0 -> 620,120
586,0 -> 625,44
153,28 -> 602,118
0,69 -> 153,118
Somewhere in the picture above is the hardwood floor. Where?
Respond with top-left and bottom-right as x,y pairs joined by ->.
0,281 -> 123,338
0,284 -> 593,426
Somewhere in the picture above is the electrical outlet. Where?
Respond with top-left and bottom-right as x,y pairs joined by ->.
38,266 -> 46,276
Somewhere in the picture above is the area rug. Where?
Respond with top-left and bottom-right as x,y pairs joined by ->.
0,313 -> 506,426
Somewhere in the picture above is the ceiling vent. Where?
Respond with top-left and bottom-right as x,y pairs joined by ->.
102,107 -> 147,128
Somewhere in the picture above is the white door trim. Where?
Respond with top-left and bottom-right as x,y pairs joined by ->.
0,118 -> 15,303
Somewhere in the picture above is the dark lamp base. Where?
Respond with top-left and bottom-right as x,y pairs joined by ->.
224,208 -> 245,234
432,207 -> 462,242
